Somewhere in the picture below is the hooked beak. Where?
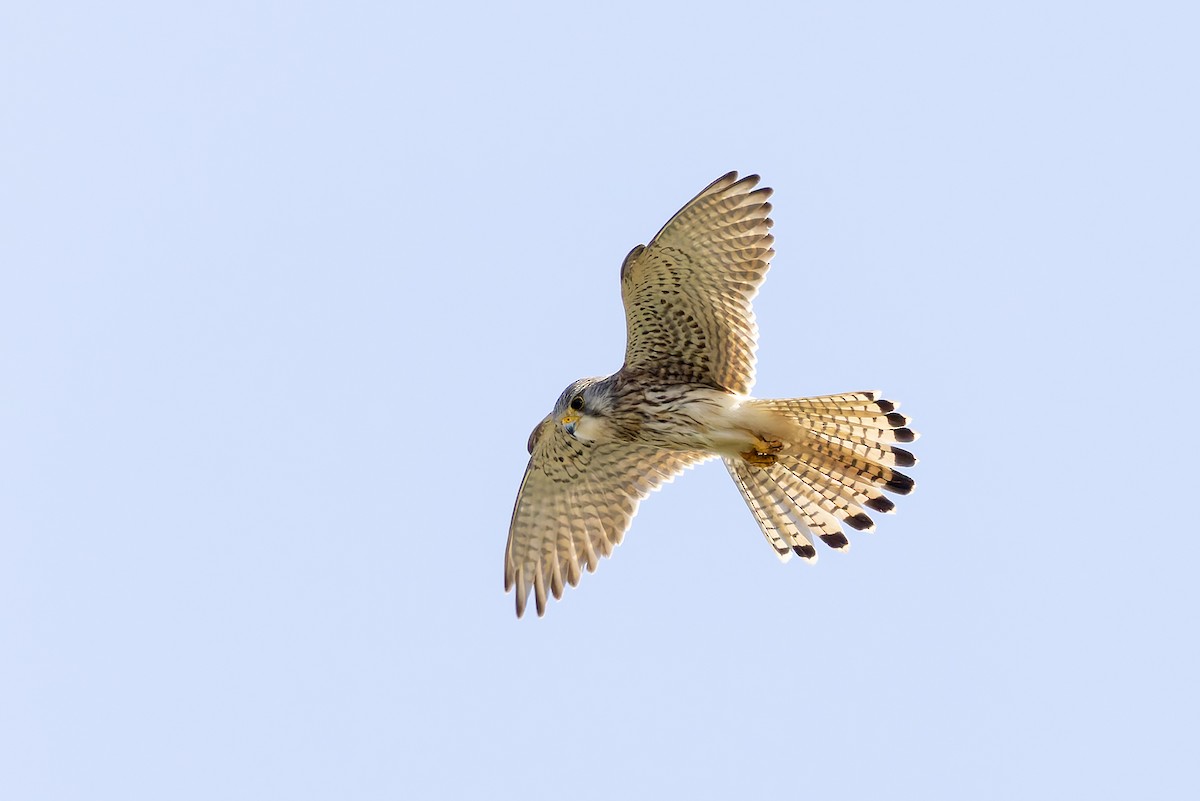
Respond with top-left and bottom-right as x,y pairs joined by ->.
560,412 -> 579,436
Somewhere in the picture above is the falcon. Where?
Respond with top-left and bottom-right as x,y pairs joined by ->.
505,172 -> 917,617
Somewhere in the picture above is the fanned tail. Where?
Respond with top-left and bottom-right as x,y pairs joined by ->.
725,391 -> 917,561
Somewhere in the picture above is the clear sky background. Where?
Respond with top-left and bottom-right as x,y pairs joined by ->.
3,2 -> 1198,799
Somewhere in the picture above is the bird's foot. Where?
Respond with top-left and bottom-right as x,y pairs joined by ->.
740,438 -> 783,467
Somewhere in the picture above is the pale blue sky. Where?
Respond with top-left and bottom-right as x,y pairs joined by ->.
3,2 -> 1198,799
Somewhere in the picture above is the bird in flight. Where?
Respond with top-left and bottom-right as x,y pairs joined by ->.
505,172 -> 917,617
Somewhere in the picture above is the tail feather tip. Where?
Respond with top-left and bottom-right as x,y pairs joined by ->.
866,496 -> 896,514
885,472 -> 916,495
844,512 -> 875,532
820,532 -> 850,549
793,544 -> 817,560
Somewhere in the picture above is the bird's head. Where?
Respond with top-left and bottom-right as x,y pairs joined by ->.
552,376 -> 610,442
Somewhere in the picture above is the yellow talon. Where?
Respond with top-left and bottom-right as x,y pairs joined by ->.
740,450 -> 777,466
756,438 -> 783,454
740,437 -> 783,467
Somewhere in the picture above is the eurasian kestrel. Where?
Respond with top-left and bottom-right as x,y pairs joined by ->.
505,172 -> 917,617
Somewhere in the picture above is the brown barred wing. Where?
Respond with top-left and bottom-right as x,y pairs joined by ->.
505,422 -> 708,617
618,172 -> 774,395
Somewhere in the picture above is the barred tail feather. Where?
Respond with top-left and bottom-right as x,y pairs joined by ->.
727,392 -> 917,560
724,458 -> 820,561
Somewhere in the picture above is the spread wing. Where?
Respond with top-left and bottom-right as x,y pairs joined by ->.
619,172 -> 774,394
505,417 -> 708,617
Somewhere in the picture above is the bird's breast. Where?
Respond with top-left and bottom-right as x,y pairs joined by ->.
613,385 -> 749,454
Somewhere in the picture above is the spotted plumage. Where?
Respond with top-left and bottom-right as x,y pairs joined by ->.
505,172 -> 918,617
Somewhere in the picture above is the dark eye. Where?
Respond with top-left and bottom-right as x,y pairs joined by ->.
569,395 -> 584,411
